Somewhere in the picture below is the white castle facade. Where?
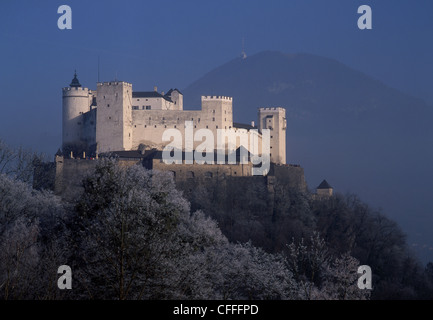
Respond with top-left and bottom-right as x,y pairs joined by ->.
62,72 -> 287,165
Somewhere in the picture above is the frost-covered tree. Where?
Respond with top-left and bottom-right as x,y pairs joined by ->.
69,160 -> 301,300
216,242 -> 297,300
286,232 -> 330,299
0,139 -> 45,184
317,253 -> 370,300
71,160 -> 236,299
286,232 -> 369,300
0,217 -> 39,300
0,173 -> 67,300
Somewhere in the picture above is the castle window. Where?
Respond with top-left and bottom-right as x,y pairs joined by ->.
194,125 -> 197,128
146,99 -> 148,101
174,125 -> 176,128
187,171 -> 194,178
212,117 -> 215,121
270,146 -> 272,149
103,96 -> 105,99
191,118 -> 193,121
149,117 -> 151,121
216,125 -> 218,129
212,110 -> 215,113
145,125 -> 147,128
134,125 -> 136,128
137,99 -> 140,101
154,125 -> 157,128
145,106 -> 151,110
108,117 -> 111,120
107,104 -> 110,107
198,118 -> 200,122
162,117 -> 165,120
132,106 -> 139,110
271,136 -> 273,138
129,133 -> 131,137
206,125 -> 208,129
224,118 -> 226,121
165,125 -> 167,128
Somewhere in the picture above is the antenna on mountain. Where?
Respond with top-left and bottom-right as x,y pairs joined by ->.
240,37 -> 247,60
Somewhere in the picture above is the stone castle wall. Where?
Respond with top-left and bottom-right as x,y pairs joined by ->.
38,157 -> 306,204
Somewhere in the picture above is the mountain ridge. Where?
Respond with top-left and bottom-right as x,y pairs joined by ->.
181,50 -> 433,264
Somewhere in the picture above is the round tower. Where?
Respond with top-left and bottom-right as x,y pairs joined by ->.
62,72 -> 92,153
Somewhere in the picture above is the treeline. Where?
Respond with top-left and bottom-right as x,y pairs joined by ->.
1,139 -> 432,299
1,159 -> 370,300
189,173 -> 433,299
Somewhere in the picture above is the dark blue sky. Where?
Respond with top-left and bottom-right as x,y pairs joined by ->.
1,1 -> 432,154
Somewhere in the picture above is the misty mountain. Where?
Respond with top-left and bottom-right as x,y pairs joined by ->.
182,51 -> 433,263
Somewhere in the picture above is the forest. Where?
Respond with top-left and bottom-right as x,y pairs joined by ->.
1,140 -> 433,300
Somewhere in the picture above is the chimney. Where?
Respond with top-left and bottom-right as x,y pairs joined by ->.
154,86 -> 158,92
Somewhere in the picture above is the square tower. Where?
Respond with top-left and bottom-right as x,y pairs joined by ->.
96,81 -> 133,153
258,107 -> 286,164
201,96 -> 233,131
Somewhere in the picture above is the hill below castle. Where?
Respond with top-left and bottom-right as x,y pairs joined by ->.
182,51 -> 433,263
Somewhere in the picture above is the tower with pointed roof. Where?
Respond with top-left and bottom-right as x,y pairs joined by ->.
69,70 -> 81,88
62,71 -> 96,157
316,179 -> 333,197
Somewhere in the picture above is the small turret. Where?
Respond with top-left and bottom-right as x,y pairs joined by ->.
316,179 -> 333,197
70,70 -> 82,88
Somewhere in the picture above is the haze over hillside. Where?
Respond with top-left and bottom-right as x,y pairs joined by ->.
182,51 -> 433,264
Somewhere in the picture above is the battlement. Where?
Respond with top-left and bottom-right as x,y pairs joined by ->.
97,81 -> 132,87
62,87 -> 90,92
201,95 -> 233,101
259,107 -> 285,112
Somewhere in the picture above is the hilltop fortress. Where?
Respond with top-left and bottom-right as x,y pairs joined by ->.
34,72 -> 315,202
63,72 -> 286,166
